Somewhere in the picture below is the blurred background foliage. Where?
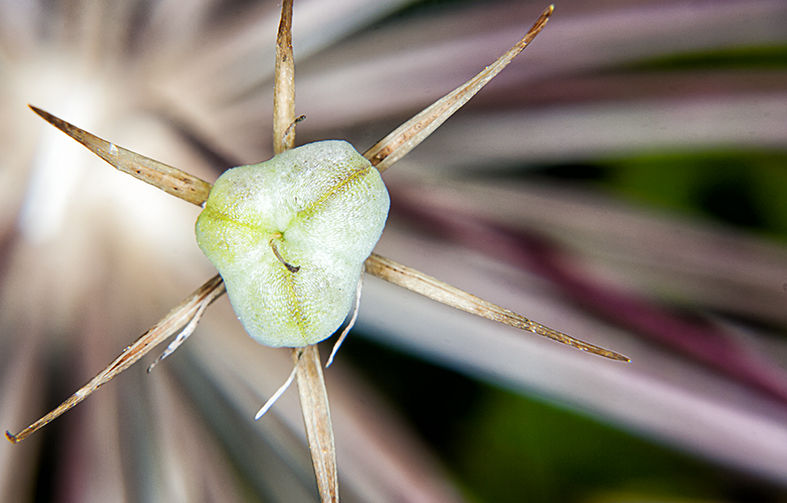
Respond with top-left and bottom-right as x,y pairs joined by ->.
343,4 -> 787,501
605,152 -> 787,242
344,337 -> 764,503
2,0 -> 787,502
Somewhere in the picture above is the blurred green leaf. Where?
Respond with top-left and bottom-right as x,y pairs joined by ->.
603,151 -> 787,241
624,45 -> 787,71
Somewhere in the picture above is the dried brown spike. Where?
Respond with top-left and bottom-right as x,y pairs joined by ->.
6,275 -> 226,444
293,345 -> 339,502
364,5 -> 554,172
273,0 -> 296,155
364,253 -> 630,362
28,105 -> 212,207
272,2 -> 338,502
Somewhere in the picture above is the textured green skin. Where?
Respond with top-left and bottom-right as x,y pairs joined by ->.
196,140 -> 389,347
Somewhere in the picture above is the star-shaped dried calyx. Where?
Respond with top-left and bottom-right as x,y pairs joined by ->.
7,5 -> 628,503
6,2 -> 626,446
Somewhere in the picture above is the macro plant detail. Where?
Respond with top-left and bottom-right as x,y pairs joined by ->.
2,0 -> 787,502
3,2 -> 631,500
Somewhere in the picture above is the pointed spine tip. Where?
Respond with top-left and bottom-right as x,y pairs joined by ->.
611,352 -> 632,363
28,105 -> 60,129
539,5 -> 554,26
28,104 -> 47,119
542,5 -> 554,23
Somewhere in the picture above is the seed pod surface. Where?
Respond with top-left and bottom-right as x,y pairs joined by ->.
196,140 -> 389,347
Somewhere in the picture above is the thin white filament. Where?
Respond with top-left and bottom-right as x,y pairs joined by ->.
255,354 -> 302,420
326,274 -> 363,368
147,298 -> 211,373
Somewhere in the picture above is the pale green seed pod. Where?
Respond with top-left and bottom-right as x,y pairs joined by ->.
195,140 -> 389,347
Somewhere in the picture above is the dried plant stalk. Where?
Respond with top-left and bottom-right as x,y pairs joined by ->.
29,105 -> 212,207
273,0 -> 296,155
272,2 -> 338,501
293,346 -> 339,502
365,253 -> 630,361
6,275 -> 226,443
364,5 -> 553,172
